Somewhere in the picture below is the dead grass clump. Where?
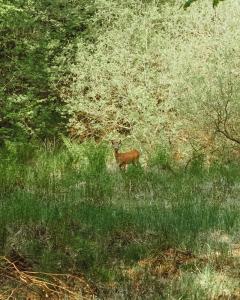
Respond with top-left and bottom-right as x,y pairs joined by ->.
0,256 -> 96,300
123,248 -> 207,297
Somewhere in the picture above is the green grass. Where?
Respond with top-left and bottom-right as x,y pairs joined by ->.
0,142 -> 240,299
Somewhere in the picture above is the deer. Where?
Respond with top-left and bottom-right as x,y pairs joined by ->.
111,140 -> 140,170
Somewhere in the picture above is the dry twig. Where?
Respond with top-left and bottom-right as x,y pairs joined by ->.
0,256 -> 95,300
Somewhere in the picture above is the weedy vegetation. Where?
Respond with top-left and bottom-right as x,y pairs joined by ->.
1,0 -> 240,298
0,141 -> 240,299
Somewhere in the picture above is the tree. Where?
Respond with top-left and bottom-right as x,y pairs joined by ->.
64,0 -> 240,165
0,0 -> 96,144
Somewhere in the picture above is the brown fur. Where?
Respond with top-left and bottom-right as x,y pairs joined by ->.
111,141 -> 140,169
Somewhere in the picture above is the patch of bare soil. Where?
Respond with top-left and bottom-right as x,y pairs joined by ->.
125,248 -> 197,278
231,244 -> 240,258
214,290 -> 240,300
122,248 -> 207,297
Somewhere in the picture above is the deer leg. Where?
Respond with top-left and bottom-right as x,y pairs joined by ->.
133,158 -> 139,165
119,162 -> 126,170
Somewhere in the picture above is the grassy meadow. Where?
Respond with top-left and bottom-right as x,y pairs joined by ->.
0,142 -> 240,299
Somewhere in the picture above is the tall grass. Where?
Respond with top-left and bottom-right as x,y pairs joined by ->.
0,142 -> 239,298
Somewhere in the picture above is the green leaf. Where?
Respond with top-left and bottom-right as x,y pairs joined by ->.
213,0 -> 225,8
182,0 -> 198,10
182,0 -> 225,9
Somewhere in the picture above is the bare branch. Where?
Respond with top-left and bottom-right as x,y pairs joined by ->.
211,95 -> 240,145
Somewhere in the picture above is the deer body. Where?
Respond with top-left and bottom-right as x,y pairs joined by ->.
111,141 -> 140,169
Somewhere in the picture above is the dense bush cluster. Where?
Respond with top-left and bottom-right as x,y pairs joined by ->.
67,0 -> 240,162
1,0 -> 239,160
0,0 -> 96,143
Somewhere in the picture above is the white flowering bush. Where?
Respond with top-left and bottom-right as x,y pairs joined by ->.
66,0 -> 240,160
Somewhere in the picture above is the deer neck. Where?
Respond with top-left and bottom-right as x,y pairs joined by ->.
114,149 -> 120,160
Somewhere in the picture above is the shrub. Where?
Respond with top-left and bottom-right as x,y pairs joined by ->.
66,0 -> 240,159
